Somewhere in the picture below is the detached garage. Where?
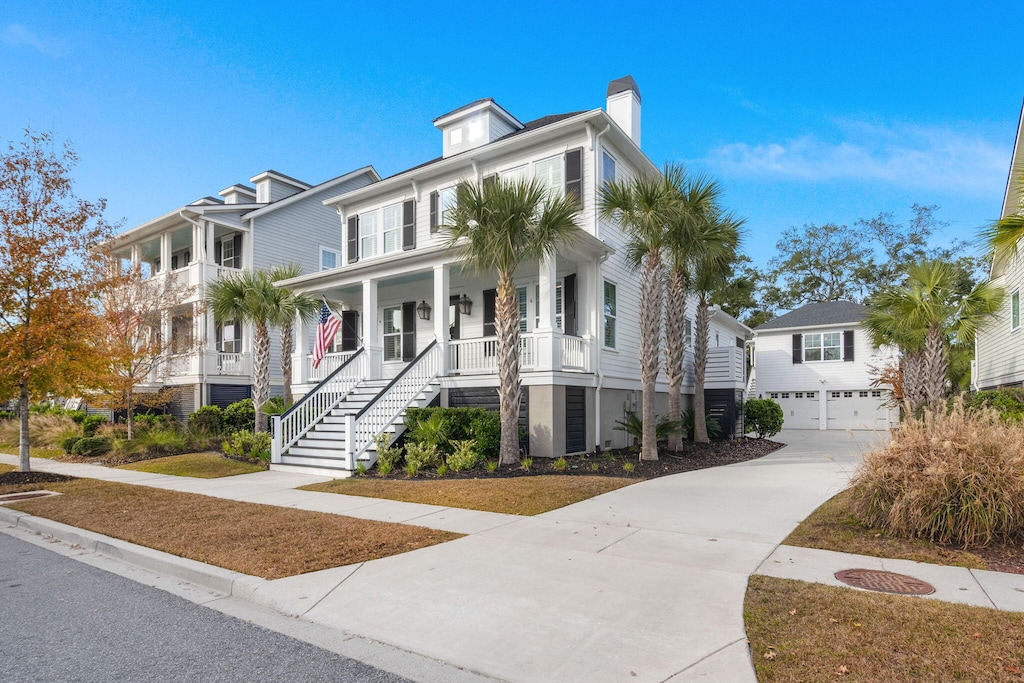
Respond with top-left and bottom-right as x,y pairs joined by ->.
752,302 -> 898,431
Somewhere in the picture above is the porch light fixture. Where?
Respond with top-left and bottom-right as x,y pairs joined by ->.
458,293 -> 473,316
416,300 -> 432,321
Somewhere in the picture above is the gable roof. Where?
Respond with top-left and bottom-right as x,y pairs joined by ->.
756,301 -> 868,331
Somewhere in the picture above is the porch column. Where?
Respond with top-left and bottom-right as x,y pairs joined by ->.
362,279 -> 382,380
536,254 -> 562,372
130,244 -> 141,268
581,259 -> 600,373
206,222 -> 216,265
160,233 -> 171,273
293,308 -> 309,385
192,302 -> 204,376
433,264 -> 450,374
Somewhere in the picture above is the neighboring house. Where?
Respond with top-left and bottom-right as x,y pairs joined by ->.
751,301 -> 897,430
974,101 -> 1024,390
108,166 -> 379,416
272,76 -> 750,475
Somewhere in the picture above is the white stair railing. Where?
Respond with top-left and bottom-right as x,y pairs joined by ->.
345,341 -> 441,469
272,348 -> 365,463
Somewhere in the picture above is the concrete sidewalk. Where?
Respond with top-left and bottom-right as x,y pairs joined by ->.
2,430 -> 880,682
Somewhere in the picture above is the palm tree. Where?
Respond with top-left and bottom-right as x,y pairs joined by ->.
864,260 -> 1003,408
982,173 -> 1024,265
206,269 -> 277,433
690,210 -> 744,444
267,263 -> 320,406
600,170 -> 679,461
443,178 -> 580,465
663,170 -> 724,450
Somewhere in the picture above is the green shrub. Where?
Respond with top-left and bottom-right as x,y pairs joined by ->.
82,414 -> 109,437
374,433 -> 402,475
404,442 -> 440,471
71,436 -> 113,457
436,463 -> 450,476
60,435 -> 83,454
520,456 -> 533,471
553,456 -> 568,471
680,409 -> 723,440
29,403 -> 54,415
221,430 -> 271,464
224,399 -> 255,433
188,405 -> 224,434
743,398 -> 784,439
0,411 -> 15,420
851,398 -> 1024,547
404,460 -> 421,477
407,411 -> 450,449
963,388 -> 1024,424
135,427 -> 187,456
484,460 -> 498,473
446,440 -> 479,472
404,407 -> 501,458
133,413 -> 178,431
615,412 -> 682,448
260,396 -> 292,416
468,412 -> 501,458
66,410 -> 87,424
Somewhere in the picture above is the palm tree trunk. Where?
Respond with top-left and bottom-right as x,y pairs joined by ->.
281,322 -> 293,406
923,324 -> 947,403
18,382 -> 30,472
693,296 -> 711,443
495,272 -> 522,465
664,267 -> 686,451
901,351 -> 922,413
253,321 -> 270,433
639,252 -> 664,461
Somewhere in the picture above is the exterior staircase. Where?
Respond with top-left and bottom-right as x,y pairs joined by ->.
271,342 -> 443,478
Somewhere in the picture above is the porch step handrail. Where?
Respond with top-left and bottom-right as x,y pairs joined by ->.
344,341 -> 441,468
272,348 -> 365,462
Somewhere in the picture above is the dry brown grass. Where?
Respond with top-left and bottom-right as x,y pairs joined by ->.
0,415 -> 78,448
852,399 -> 1024,547
118,452 -> 263,478
6,477 -> 460,578
784,487 -> 988,570
302,475 -> 635,516
745,575 -> 1024,682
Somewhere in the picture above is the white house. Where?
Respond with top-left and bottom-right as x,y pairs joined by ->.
974,101 -> 1024,390
108,166 -> 379,416
272,76 -> 751,475
751,301 -> 897,430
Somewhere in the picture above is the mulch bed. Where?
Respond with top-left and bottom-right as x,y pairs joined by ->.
377,437 -> 784,480
0,471 -> 75,486
955,544 -> 1024,575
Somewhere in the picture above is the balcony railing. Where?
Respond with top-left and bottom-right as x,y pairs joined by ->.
448,335 -> 537,374
305,351 -> 359,382
562,335 -> 590,372
705,346 -> 745,386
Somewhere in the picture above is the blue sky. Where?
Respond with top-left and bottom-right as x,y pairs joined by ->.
2,1 -> 1021,268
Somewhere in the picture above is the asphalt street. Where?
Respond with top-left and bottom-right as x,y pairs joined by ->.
0,532 -> 410,682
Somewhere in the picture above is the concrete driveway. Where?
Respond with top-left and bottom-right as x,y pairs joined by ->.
251,429 -> 880,683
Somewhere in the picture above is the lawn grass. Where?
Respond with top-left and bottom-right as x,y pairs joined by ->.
118,452 -> 264,478
745,575 -> 1024,682
783,487 -> 989,570
301,475 -> 636,516
0,447 -> 64,460
3,473 -> 460,578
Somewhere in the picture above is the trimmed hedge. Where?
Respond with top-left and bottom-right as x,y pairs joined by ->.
962,388 -> 1024,424
405,407 -> 501,459
188,405 -> 224,433
224,399 -> 255,433
744,398 -> 784,439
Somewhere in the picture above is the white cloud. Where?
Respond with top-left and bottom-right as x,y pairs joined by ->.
2,23 -> 66,58
704,121 -> 1008,197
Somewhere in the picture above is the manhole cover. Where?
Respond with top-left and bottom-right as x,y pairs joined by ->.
835,568 -> 935,595
0,490 -> 60,504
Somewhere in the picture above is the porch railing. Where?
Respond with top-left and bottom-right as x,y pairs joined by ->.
272,348 -> 365,463
346,341 -> 441,468
562,336 -> 590,372
215,352 -> 246,375
449,335 -> 536,374
306,351 -> 358,382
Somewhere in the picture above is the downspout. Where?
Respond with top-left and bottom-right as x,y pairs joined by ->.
588,121 -> 611,451
179,211 -> 209,406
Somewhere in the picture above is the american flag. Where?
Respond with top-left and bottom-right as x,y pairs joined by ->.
312,299 -> 343,369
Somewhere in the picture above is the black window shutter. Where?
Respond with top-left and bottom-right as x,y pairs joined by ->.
563,273 -> 577,336
843,330 -> 855,362
402,199 -> 416,251
483,174 -> 498,189
565,148 -> 583,209
347,216 -> 359,263
402,302 -> 416,362
483,289 -> 496,337
171,254 -> 178,270
232,235 -> 242,267
429,191 -> 438,233
736,336 -> 745,349
341,310 -> 359,351
792,334 -> 803,364
214,239 -> 222,265
215,322 -> 222,350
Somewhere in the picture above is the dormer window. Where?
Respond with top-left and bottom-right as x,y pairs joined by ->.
449,127 -> 463,146
467,119 -> 484,141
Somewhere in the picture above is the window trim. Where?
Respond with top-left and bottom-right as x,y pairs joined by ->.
603,279 -> 618,350
381,202 -> 403,255
532,154 -> 564,199
382,305 -> 403,362
319,246 -> 341,271
1011,288 -> 1021,331
803,331 -> 843,362
601,149 -> 617,187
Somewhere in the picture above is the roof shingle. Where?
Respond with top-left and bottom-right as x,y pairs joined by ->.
756,301 -> 868,331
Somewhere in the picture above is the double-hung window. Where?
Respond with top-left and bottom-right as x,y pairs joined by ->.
1012,289 -> 1021,331
602,151 -> 616,186
517,286 -> 528,333
320,247 -> 340,271
603,280 -> 617,349
438,187 -> 457,226
217,320 -> 241,353
383,306 -> 402,361
359,210 -> 379,259
533,156 -> 563,199
534,282 -> 563,330
500,165 -> 528,184
804,332 -> 841,361
382,203 -> 403,254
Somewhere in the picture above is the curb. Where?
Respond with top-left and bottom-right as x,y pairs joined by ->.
0,505 -> 267,599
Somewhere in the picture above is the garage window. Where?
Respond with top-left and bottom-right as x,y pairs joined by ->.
795,392 -> 803,398
831,391 -> 841,398
859,391 -> 868,397
781,392 -> 790,398
807,392 -> 816,399
871,390 -> 882,397
769,392 -> 779,398
843,391 -> 853,398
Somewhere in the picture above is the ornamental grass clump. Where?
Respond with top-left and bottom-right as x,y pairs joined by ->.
851,398 -> 1024,547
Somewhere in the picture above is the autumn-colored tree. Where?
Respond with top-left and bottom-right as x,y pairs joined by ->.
89,264 -> 196,439
0,130 -> 115,471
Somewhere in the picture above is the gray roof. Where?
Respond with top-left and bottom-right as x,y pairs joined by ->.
756,301 -> 868,331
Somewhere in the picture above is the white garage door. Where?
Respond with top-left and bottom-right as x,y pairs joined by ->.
766,391 -> 820,430
826,390 -> 889,430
